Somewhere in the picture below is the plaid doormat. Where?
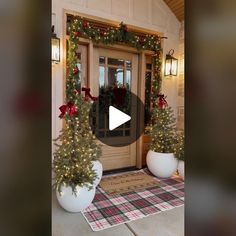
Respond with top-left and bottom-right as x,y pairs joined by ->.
82,169 -> 184,231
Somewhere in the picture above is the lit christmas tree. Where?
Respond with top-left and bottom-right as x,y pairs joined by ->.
53,93 -> 102,194
53,35 -> 101,194
150,94 -> 177,153
173,132 -> 184,161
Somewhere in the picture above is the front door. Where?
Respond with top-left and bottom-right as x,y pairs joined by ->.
91,47 -> 139,170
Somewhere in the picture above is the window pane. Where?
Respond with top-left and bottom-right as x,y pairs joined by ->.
145,72 -> 152,125
77,63 -> 81,70
108,58 -> 124,66
125,130 -> 130,136
126,69 -> 131,89
126,60 -> 132,68
106,130 -> 123,137
108,67 -> 124,87
98,131 -> 105,138
146,63 -> 152,70
99,113 -> 105,129
99,66 -> 105,88
125,121 -> 131,128
117,68 -> 123,85
75,62 -> 81,89
99,56 -> 105,64
76,52 -> 81,60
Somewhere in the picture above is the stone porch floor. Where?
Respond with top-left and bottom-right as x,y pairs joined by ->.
52,193 -> 184,236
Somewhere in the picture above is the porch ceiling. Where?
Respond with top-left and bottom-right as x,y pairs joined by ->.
163,0 -> 184,22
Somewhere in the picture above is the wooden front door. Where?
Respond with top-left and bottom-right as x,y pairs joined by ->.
91,47 -> 139,170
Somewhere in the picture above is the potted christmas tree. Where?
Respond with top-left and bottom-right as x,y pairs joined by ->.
146,94 -> 178,178
52,33 -> 102,212
52,92 -> 102,212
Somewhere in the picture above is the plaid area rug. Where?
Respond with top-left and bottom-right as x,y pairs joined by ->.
99,171 -> 159,195
82,169 -> 184,231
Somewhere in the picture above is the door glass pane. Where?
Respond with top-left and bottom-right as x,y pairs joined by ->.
99,66 -> 105,88
125,130 -> 130,136
76,62 -> 81,89
99,56 -> 105,64
95,54 -> 133,140
77,63 -> 81,70
145,71 -> 152,125
125,120 -> 131,128
76,53 -> 81,89
117,68 -> 123,86
126,69 -> 131,89
108,67 -> 124,87
98,131 -> 105,138
98,113 -> 105,129
108,58 -> 124,66
106,130 -> 123,137
71,46 -> 88,92
146,63 -> 152,70
126,60 -> 132,68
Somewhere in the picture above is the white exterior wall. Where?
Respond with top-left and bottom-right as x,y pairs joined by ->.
177,21 -> 184,130
52,0 -> 181,141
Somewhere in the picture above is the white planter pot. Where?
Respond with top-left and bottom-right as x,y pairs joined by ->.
56,185 -> 95,213
146,150 -> 178,178
92,160 -> 103,187
177,160 -> 184,180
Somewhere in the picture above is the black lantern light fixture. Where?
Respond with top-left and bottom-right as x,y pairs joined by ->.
164,49 -> 178,76
51,25 -> 60,63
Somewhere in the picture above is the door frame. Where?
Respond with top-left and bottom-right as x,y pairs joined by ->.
62,9 -> 163,169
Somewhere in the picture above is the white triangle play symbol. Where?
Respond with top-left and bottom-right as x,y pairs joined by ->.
109,106 -> 131,131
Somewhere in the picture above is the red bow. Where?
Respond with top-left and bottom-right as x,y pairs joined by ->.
82,87 -> 97,101
74,31 -> 81,37
59,102 -> 76,118
73,67 -> 79,75
158,94 -> 168,109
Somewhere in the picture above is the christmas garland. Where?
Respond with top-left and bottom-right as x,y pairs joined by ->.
66,16 -> 163,106
53,16 -> 165,192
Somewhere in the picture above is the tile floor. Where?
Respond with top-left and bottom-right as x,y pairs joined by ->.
52,193 -> 184,236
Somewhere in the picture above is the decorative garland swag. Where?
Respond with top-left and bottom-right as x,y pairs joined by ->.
66,16 -> 163,107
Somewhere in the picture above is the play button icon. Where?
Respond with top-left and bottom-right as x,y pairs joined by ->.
109,106 -> 131,131
89,89 -> 145,147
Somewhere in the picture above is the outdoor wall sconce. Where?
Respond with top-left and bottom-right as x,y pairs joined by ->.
164,49 -> 178,76
51,25 -> 60,63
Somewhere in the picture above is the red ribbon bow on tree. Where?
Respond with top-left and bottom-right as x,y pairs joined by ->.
82,87 -> 97,101
59,102 -> 76,118
158,94 -> 168,109
73,66 -> 79,75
